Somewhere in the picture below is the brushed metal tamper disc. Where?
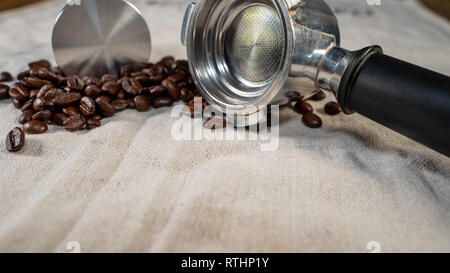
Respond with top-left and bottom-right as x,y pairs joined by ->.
52,0 -> 151,77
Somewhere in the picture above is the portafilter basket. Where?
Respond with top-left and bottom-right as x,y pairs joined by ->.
182,0 -> 450,156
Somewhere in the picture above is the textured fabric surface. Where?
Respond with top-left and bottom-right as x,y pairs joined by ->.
0,0 -> 449,253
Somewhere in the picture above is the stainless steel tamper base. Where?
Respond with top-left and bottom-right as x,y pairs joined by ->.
52,0 -> 151,78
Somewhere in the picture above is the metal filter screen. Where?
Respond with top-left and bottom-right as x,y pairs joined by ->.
225,5 -> 284,84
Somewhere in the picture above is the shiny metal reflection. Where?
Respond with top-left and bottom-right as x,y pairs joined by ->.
52,0 -> 151,77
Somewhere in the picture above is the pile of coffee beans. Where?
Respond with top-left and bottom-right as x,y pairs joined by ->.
2,57 -> 202,152
2,58 -> 342,153
289,90 -> 342,128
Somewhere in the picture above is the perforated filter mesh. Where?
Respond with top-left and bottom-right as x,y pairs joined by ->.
225,6 -> 284,83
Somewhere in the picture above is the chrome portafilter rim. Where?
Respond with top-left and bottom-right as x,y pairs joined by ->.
185,0 -> 294,120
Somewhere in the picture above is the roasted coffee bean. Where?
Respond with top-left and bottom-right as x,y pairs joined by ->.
86,119 -> 101,129
64,115 -> 86,132
84,84 -> 102,98
310,90 -> 326,101
63,106 -> 81,117
287,91 -> 303,101
35,67 -> 59,82
92,114 -> 102,120
51,66 -> 65,76
9,83 -> 29,101
79,96 -> 96,116
116,90 -> 127,100
203,116 -> 227,130
12,98 -> 22,109
101,81 -> 121,97
177,81 -> 188,89
29,89 -> 39,99
52,113 -> 69,126
17,70 -> 30,80
0,84 -> 10,99
20,99 -> 34,112
162,79 -> 180,100
112,99 -> 129,111
32,110 -> 53,123
54,92 -> 81,106
295,101 -> 313,114
302,112 -> 323,128
153,96 -> 173,108
83,76 -> 102,87
19,110 -> 34,124
36,84 -> 53,98
24,120 -> 48,134
134,95 -> 152,112
120,64 -> 135,77
180,88 -> 195,103
6,127 -> 25,152
166,73 -> 186,83
324,102 -> 341,116
66,76 -> 85,91
33,97 -> 49,112
95,96 -> 116,117
21,76 -> 52,89
28,59 -> 51,69
161,56 -> 175,67
0,72 -> 13,82
120,77 -> 142,95
131,72 -> 150,83
147,85 -> 167,97
127,98 -> 136,109
101,74 -> 118,83
176,60 -> 189,69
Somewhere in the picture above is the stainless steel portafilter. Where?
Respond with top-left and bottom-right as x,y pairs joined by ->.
52,0 -> 151,78
182,0 -> 450,156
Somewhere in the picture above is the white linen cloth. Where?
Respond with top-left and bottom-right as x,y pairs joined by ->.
0,0 -> 449,253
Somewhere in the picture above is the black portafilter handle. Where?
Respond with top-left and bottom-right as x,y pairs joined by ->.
337,46 -> 450,157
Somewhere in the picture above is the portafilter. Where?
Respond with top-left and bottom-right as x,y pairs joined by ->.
181,0 -> 450,156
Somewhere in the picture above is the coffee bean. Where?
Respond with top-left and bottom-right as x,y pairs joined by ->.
295,101 -> 313,114
101,82 -> 121,97
12,98 -> 23,109
6,127 -> 25,152
0,84 -> 10,99
29,59 -> 51,69
112,99 -> 129,111
83,76 -> 102,87
80,96 -> 96,116
52,113 -> 69,126
147,85 -> 167,97
310,90 -> 326,101
101,74 -> 118,83
29,89 -> 39,99
84,84 -> 102,98
120,77 -> 142,95
54,92 -> 81,106
86,119 -> 101,129
9,83 -> 29,101
32,110 -> 53,123
134,95 -> 152,112
203,116 -> 227,130
180,88 -> 194,103
120,64 -> 135,77
131,72 -> 150,84
36,84 -> 53,98
324,102 -> 341,115
22,76 -> 52,89
63,106 -> 81,117
20,99 -> 34,112
92,114 -> 102,120
302,112 -> 323,128
95,96 -> 116,117
0,72 -> 13,82
153,96 -> 173,108
162,79 -> 180,100
64,115 -> 86,132
116,90 -> 127,100
66,76 -> 85,91
35,67 -> 59,82
127,98 -> 136,109
287,91 -> 303,101
161,56 -> 175,67
166,73 -> 186,83
17,70 -> 30,80
24,120 -> 48,134
19,110 -> 34,124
